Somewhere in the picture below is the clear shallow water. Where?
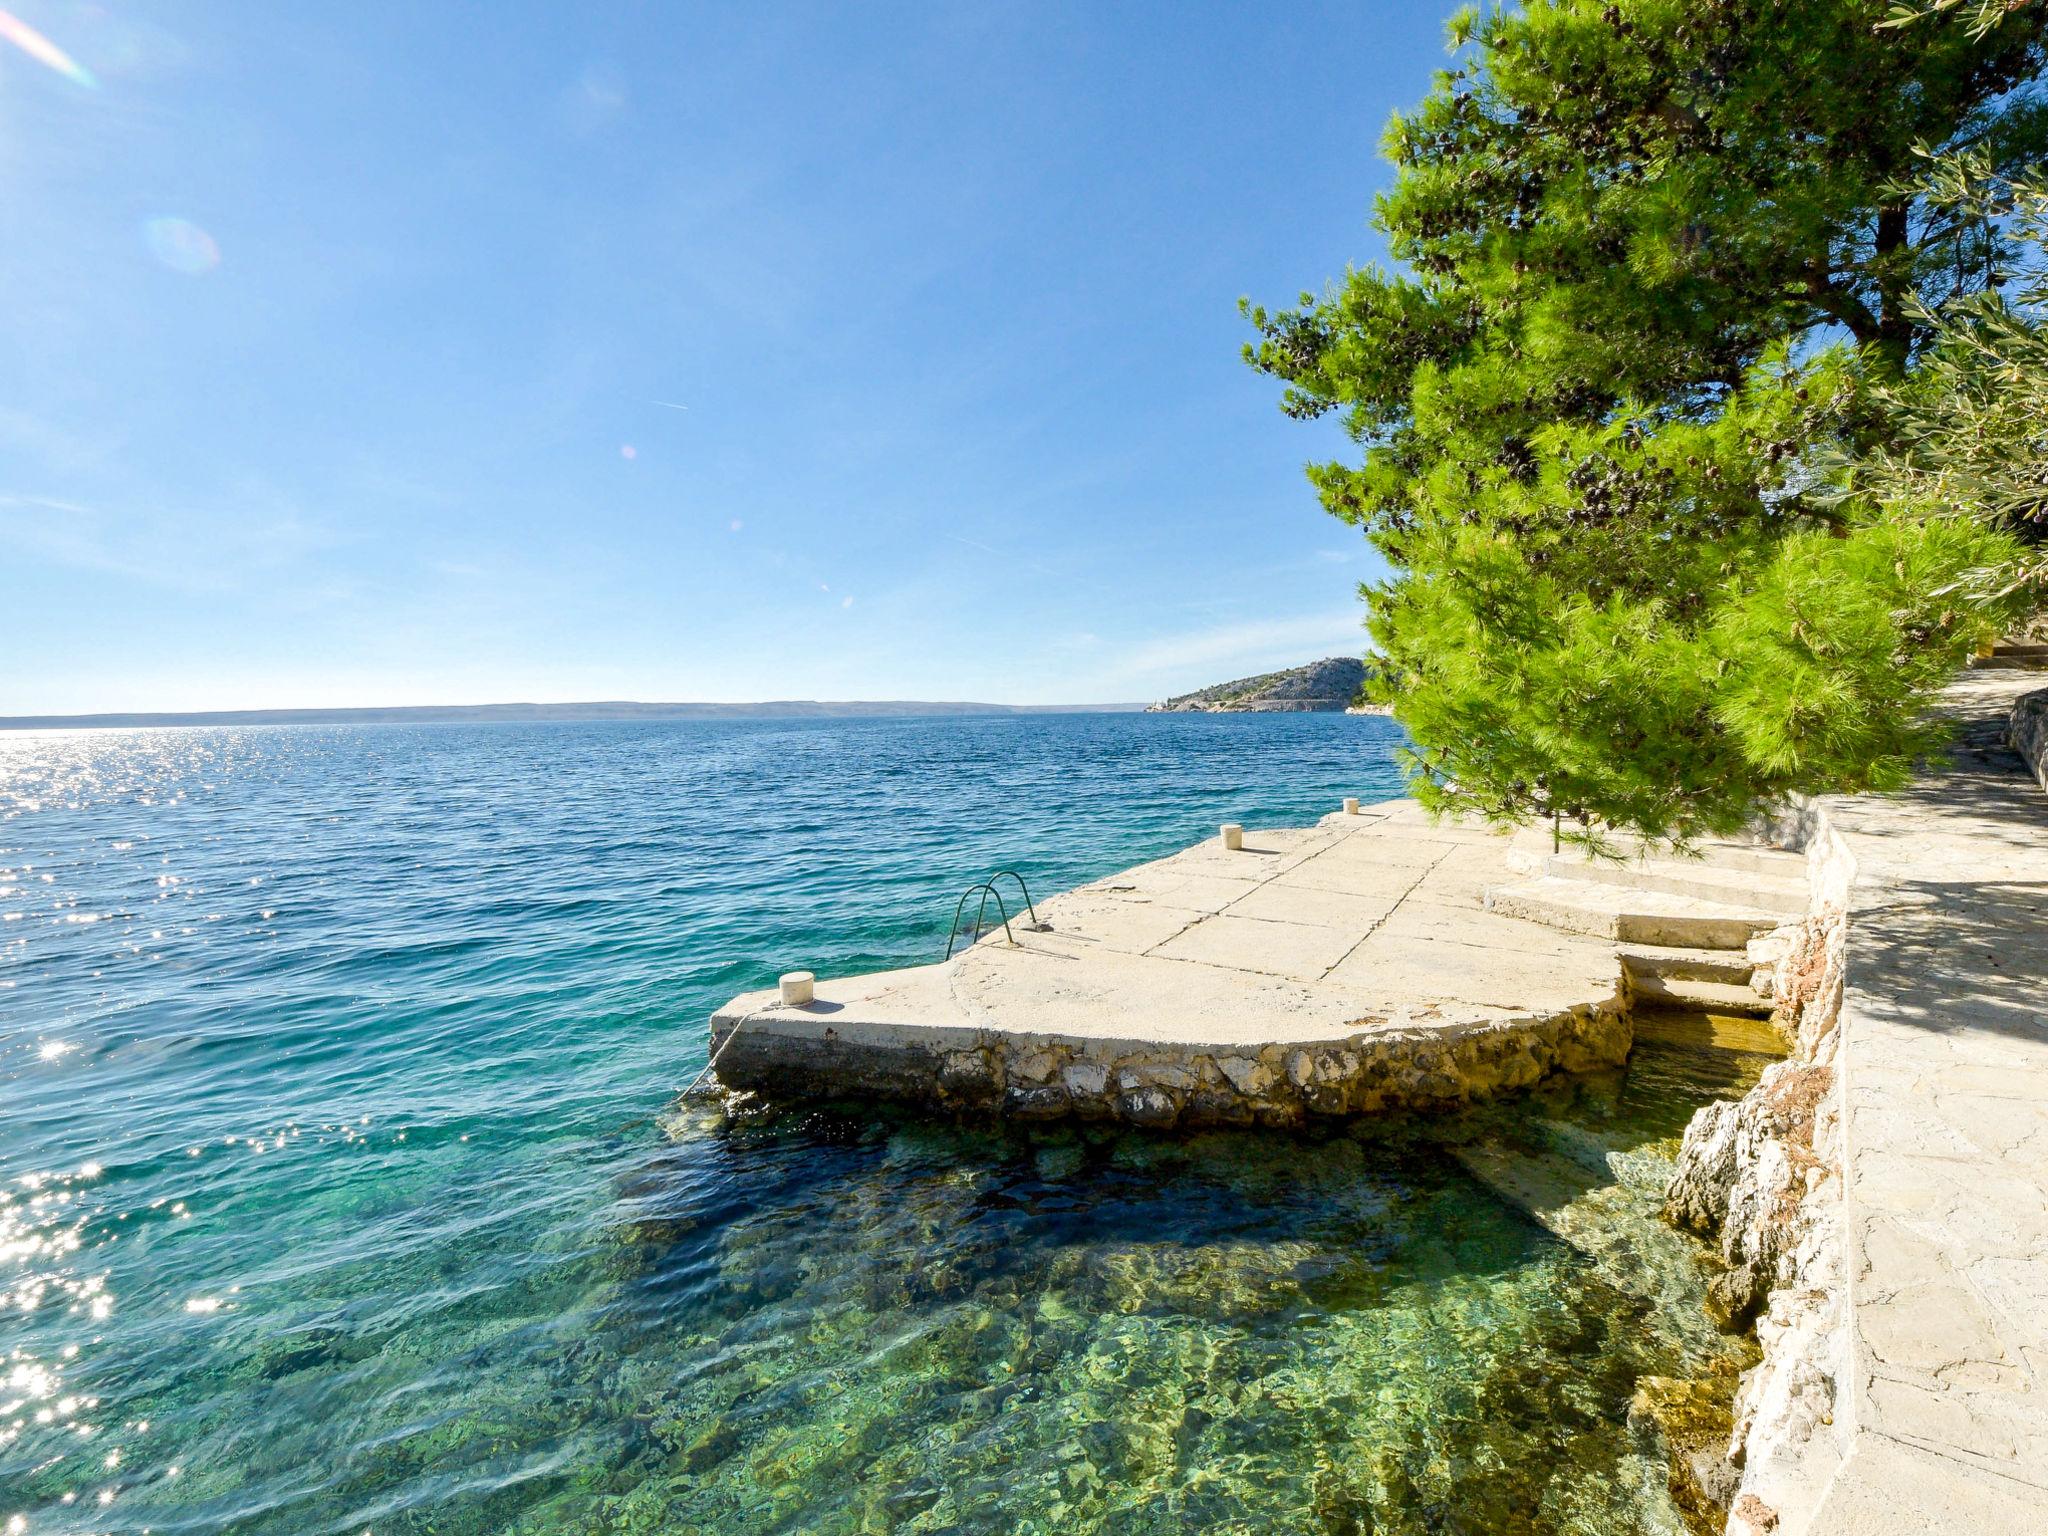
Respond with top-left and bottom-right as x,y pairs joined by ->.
0,715 -> 1760,1534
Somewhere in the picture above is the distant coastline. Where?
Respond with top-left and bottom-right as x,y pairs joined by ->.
0,699 -> 1150,731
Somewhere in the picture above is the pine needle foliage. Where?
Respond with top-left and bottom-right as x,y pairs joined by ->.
1246,0 -> 2048,845
1848,155 -> 2048,600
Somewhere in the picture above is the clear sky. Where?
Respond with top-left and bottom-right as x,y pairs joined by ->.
3,1 -> 1446,713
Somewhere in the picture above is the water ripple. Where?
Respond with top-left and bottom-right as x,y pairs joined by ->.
0,716 -> 1755,1533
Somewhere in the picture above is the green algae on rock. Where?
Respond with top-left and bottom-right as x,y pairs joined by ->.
585,1031 -> 1775,1536
1630,1370 -> 1752,1536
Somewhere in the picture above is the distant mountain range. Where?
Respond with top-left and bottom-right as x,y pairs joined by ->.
1147,656 -> 1372,713
0,699 -> 1149,731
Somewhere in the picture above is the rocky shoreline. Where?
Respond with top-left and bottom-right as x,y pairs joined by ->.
1662,860 -> 1848,1535
701,679 -> 2048,1533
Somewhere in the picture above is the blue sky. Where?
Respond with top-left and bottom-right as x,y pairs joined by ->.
3,1 -> 1444,713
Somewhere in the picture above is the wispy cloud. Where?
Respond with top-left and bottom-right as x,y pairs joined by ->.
558,63 -> 627,135
1,490 -> 335,592
0,409 -> 115,478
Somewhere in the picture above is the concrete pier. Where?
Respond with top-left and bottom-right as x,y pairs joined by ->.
706,798 -> 1795,1127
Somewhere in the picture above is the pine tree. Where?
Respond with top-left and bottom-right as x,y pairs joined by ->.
1247,0 -> 2048,844
1851,149 -> 2048,600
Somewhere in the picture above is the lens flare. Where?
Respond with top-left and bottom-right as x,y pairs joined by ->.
142,218 -> 220,275
0,9 -> 96,87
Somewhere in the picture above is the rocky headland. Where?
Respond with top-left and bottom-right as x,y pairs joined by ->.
1147,655 -> 1370,712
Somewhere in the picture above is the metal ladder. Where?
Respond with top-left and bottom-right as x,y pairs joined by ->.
944,870 -> 1042,959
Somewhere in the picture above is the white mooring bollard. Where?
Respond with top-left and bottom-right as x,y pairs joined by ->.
1220,823 -> 1244,851
1343,797 -> 1360,816
779,971 -> 815,1006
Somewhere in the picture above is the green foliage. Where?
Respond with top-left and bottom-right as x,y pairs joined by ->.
1849,157 -> 2048,599
1246,0 -> 2048,844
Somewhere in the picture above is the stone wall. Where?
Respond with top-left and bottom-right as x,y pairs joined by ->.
713,1001 -> 1632,1129
2007,685 -> 2048,794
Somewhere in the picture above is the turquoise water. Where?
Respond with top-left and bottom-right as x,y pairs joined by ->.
1,715 -> 1758,1534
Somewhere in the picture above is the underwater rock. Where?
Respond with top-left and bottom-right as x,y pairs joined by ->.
607,1029 -> 1765,1536
1629,1373 -> 1743,1534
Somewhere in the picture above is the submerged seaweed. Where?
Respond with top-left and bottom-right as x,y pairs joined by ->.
539,1033 -> 1769,1536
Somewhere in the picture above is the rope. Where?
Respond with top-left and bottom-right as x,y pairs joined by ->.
681,1007 -> 765,1099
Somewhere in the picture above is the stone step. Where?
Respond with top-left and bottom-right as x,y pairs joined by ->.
1619,943 -> 1773,1014
1626,972 -> 1774,1014
1967,653 -> 2048,670
1450,1142 -> 1743,1320
1616,943 -> 1761,985
1483,875 -> 1783,949
1506,828 -> 1804,880
1969,642 -> 2048,669
1526,852 -> 1809,915
1629,1007 -> 1789,1056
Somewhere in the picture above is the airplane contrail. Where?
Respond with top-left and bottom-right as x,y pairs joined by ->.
942,533 -> 1005,558
941,531 -> 1065,579
650,399 -> 690,412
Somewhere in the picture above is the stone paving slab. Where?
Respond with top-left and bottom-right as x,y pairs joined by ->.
707,796 -> 1638,1124
1148,911 -> 1367,980
1324,930 -> 1626,1014
1806,1434 -> 2048,1536
1223,878 -> 1412,930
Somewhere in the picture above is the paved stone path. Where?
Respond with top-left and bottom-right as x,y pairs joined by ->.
957,801 -> 1630,1039
1803,671 -> 2048,1532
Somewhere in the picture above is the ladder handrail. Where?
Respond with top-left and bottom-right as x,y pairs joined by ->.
984,869 -> 1039,927
945,882 -> 1014,959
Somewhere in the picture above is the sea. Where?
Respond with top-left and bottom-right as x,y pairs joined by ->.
1,713 -> 1763,1535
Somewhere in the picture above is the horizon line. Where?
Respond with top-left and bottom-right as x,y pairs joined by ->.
0,697 -> 1161,731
